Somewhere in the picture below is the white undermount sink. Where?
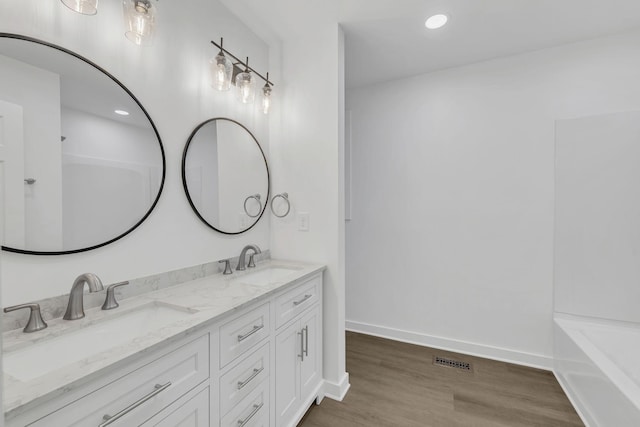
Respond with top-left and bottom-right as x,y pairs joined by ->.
236,266 -> 301,286
3,301 -> 196,382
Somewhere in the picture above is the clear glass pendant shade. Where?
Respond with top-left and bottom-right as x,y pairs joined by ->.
61,0 -> 98,15
211,52 -> 232,91
262,84 -> 272,114
123,0 -> 156,46
235,69 -> 256,104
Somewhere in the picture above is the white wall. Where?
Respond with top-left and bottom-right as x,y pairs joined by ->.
346,29 -> 640,368
269,24 -> 347,397
0,0 -> 271,306
555,111 -> 640,324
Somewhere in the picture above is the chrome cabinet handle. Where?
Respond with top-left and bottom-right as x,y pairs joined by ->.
237,403 -> 263,427
99,382 -> 171,426
298,330 -> 304,361
237,324 -> 264,342
293,294 -> 312,306
303,325 -> 309,358
237,367 -> 264,390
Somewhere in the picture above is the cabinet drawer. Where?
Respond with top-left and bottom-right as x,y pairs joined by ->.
31,334 -> 209,427
275,276 -> 321,329
142,385 -> 209,426
220,342 -> 269,416
220,379 -> 269,427
220,303 -> 270,368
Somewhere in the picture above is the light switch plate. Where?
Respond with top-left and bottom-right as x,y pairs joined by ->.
297,212 -> 310,231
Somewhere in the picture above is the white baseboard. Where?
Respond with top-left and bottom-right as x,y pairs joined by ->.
322,372 -> 351,401
346,320 -> 553,371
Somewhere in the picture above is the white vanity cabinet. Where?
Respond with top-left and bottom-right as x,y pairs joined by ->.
5,269 -> 324,427
274,276 -> 323,427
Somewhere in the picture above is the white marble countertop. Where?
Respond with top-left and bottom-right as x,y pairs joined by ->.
3,259 -> 325,419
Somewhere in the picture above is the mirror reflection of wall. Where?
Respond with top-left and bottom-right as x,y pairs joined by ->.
0,35 -> 165,254
183,118 -> 269,234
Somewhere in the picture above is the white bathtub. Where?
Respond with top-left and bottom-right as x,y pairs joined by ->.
554,315 -> 640,427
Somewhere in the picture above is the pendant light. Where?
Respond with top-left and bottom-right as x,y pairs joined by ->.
262,73 -> 272,115
235,57 -> 256,104
123,0 -> 157,46
60,0 -> 98,15
210,38 -> 232,91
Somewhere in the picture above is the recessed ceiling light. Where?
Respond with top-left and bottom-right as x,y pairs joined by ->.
114,109 -> 130,116
425,14 -> 448,30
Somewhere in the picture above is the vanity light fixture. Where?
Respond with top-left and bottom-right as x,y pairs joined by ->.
425,14 -> 448,30
114,109 -> 130,116
123,0 -> 158,46
211,38 -> 233,91
210,39 -> 274,112
60,0 -> 98,15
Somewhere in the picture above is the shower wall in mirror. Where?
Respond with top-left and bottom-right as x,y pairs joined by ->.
182,118 -> 269,235
0,34 -> 165,255
554,111 -> 640,323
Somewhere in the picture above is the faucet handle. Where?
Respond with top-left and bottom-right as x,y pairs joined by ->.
101,281 -> 129,311
4,303 -> 48,333
219,259 -> 233,275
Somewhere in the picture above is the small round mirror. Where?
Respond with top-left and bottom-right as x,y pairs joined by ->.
181,118 -> 269,234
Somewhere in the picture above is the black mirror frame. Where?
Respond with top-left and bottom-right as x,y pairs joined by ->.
181,117 -> 270,235
0,33 -> 166,256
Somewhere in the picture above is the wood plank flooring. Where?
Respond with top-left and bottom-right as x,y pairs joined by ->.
299,332 -> 583,427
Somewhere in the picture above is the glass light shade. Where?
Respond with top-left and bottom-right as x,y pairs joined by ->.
61,0 -> 98,15
210,52 -> 232,91
123,0 -> 156,46
262,85 -> 272,114
235,70 -> 256,104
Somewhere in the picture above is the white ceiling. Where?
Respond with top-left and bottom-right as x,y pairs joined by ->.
341,0 -> 640,88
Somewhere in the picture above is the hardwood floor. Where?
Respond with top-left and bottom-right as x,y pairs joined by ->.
299,332 -> 583,427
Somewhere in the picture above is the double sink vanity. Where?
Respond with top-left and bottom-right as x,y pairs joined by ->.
3,259 -> 325,426
0,30 -> 322,427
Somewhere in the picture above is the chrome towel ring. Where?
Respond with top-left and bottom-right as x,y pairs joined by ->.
244,194 -> 262,218
270,193 -> 291,218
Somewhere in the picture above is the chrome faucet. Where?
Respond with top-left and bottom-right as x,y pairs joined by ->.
63,273 -> 104,320
236,244 -> 261,271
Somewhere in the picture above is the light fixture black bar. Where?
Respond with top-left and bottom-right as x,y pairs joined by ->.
211,39 -> 273,86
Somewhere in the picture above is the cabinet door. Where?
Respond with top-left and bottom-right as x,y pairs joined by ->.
275,320 -> 301,426
144,387 -> 209,427
300,307 -> 322,400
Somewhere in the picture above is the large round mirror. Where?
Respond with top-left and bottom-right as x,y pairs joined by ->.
182,118 -> 269,234
0,34 -> 165,255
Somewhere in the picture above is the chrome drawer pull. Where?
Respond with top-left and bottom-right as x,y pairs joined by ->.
293,294 -> 312,306
99,382 -> 171,426
237,367 -> 264,390
303,325 -> 309,357
298,330 -> 304,361
237,403 -> 263,427
237,324 -> 264,342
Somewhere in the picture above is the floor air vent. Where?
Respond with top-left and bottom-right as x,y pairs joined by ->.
433,356 -> 472,371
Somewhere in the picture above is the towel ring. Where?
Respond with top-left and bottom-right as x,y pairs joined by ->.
270,193 -> 291,218
244,194 -> 262,218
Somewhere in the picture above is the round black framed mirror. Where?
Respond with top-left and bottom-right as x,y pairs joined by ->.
182,118 -> 269,234
0,33 -> 166,255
